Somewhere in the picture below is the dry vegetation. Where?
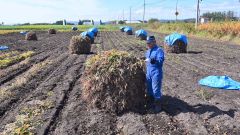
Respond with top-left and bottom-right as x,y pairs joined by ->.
0,51 -> 34,69
0,60 -> 52,101
1,100 -> 54,135
69,36 -> 91,54
199,22 -> 240,37
82,50 -> 146,114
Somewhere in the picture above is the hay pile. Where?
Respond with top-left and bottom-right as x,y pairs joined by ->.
25,31 -> 37,41
81,50 -> 146,114
126,31 -> 133,35
69,36 -> 91,54
48,29 -> 57,34
164,40 -> 187,53
120,28 -> 125,32
137,34 -> 147,40
72,27 -> 78,31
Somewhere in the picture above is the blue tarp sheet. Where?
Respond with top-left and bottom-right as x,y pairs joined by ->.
135,29 -> 147,37
80,31 -> 94,40
88,27 -> 98,34
20,31 -> 28,35
199,76 -> 240,90
0,46 -> 9,51
165,33 -> 188,46
124,27 -> 133,32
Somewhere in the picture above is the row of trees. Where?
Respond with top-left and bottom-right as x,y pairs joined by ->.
14,19 -> 104,26
202,11 -> 238,21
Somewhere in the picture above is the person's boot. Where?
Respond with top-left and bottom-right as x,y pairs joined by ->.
145,95 -> 154,109
153,99 -> 162,113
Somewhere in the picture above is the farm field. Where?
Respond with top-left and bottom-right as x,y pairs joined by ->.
0,25 -> 119,35
0,31 -> 240,135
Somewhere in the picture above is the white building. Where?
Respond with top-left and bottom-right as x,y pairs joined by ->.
125,20 -> 142,24
200,17 -> 210,24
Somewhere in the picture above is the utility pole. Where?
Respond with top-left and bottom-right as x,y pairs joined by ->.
130,7 -> 132,23
143,0 -> 146,23
195,0 -> 200,29
239,0 -> 240,21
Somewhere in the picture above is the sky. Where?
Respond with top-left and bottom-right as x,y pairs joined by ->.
0,0 -> 239,24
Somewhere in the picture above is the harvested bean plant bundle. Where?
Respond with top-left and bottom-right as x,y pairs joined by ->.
48,29 -> 57,34
81,50 -> 146,114
25,31 -> 38,41
69,36 -> 91,54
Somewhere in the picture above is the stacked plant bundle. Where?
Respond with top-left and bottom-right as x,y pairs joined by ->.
137,34 -> 147,40
81,50 -> 146,114
80,31 -> 95,44
25,31 -> 38,41
164,40 -> 187,53
126,30 -> 133,35
120,26 -> 126,32
69,36 -> 91,54
72,26 -> 78,31
164,33 -> 188,53
48,29 -> 57,34
88,27 -> 98,37
135,29 -> 147,40
124,27 -> 133,35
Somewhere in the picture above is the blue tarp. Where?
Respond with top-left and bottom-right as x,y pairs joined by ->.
0,46 -> 9,51
88,27 -> 98,34
80,31 -> 94,40
165,33 -> 188,46
135,29 -> 147,37
20,31 -> 28,35
124,27 -> 133,32
199,76 -> 240,90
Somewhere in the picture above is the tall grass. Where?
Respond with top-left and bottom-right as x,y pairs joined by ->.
132,22 -> 240,44
198,22 -> 240,37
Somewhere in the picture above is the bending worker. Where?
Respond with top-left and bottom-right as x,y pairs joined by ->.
145,36 -> 165,113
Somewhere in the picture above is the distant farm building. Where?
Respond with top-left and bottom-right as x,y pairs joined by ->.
200,17 -> 210,24
125,20 -> 142,24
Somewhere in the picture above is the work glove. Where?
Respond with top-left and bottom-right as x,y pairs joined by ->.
150,58 -> 156,64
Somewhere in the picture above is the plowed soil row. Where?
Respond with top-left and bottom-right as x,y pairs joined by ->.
0,31 -> 239,135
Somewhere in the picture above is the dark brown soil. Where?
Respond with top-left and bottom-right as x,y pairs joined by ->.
0,31 -> 239,135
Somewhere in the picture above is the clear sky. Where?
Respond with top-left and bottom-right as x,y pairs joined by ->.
0,0 -> 239,24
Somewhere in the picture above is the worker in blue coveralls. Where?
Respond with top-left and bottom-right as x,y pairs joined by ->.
145,36 -> 164,113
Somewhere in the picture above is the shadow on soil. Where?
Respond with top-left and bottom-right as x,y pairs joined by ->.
125,96 -> 236,119
187,51 -> 203,54
160,96 -> 236,118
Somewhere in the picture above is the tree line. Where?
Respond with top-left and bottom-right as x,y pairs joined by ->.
202,11 -> 239,21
